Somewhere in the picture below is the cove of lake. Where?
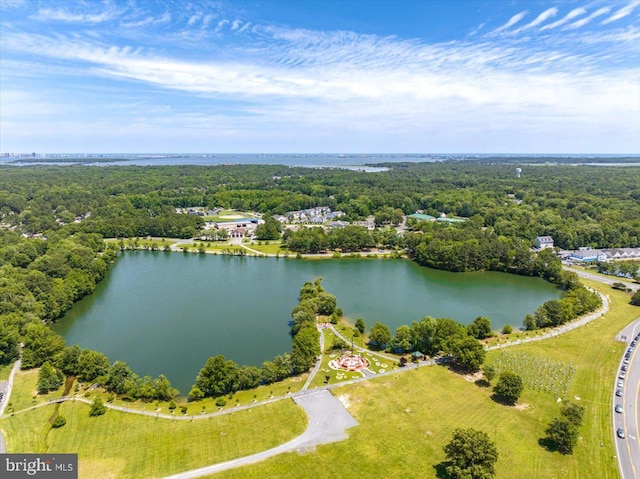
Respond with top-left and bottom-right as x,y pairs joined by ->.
52,252 -> 562,394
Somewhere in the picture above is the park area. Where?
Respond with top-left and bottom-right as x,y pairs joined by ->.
1,279 -> 637,478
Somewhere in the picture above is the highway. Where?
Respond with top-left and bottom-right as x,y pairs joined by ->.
614,319 -> 640,479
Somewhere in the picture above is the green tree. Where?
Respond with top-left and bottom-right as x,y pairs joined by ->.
21,323 -> 66,369
482,364 -> 497,383
0,319 -> 19,366
493,371 -> 524,405
195,355 -> 239,397
254,216 -> 282,240
51,415 -> 67,428
89,397 -> 107,417
105,360 -> 133,395
442,428 -> 498,479
392,325 -> 413,353
368,322 -> 392,349
544,417 -> 578,454
468,316 -> 492,339
37,361 -> 64,394
451,336 -> 486,372
54,345 -> 82,376
291,325 -> 320,374
77,349 -> 110,383
631,290 -> 640,306
354,318 -> 366,334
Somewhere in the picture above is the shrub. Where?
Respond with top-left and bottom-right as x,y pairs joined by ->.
89,398 -> 107,417
51,415 -> 66,428
215,397 -> 227,407
502,324 -> 513,334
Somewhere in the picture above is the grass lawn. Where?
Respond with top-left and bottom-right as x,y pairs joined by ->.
205,280 -> 637,479
246,241 -> 287,255
3,368 -> 65,414
0,399 -> 306,479
0,362 -> 13,381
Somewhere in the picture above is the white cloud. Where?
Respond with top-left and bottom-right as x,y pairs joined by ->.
491,11 -> 528,34
515,7 -> 558,32
540,8 -> 586,31
231,19 -> 242,31
32,8 -> 117,23
602,0 -> 640,24
565,7 -> 610,29
188,14 -> 201,26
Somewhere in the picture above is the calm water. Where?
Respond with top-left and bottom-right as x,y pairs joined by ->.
53,252 -> 561,393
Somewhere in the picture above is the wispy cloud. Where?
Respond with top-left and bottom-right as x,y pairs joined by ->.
540,8 -> 586,31
491,11 -> 528,34
565,7 -> 611,29
32,7 -> 118,24
514,7 -> 558,32
602,0 -> 640,24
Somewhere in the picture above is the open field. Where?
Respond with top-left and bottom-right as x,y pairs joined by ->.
205,280 -> 636,479
246,240 -> 288,255
0,399 -> 306,479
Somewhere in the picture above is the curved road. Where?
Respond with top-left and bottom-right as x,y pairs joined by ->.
163,390 -> 358,479
0,359 -> 20,453
614,320 -> 640,479
564,266 -> 639,292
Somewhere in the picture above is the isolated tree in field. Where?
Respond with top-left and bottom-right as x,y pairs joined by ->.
543,402 -> 585,454
355,318 -> 366,334
468,316 -> 492,339
493,371 -> 523,404
89,398 -> 107,417
369,322 -> 392,349
443,428 -> 498,479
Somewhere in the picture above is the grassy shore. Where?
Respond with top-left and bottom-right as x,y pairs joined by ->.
207,280 -> 636,479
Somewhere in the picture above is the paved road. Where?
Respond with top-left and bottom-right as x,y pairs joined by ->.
565,266 -> 639,292
162,390 -> 358,479
614,320 -> 640,479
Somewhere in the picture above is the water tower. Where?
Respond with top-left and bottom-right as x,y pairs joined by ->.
515,167 -> 522,178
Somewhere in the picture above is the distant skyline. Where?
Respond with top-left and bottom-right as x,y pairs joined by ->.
1,0 -> 639,154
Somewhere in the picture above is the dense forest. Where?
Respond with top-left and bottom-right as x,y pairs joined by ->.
1,162 -> 639,249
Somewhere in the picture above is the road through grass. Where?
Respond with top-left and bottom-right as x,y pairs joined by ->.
209,280 -> 636,479
1,398 -> 306,479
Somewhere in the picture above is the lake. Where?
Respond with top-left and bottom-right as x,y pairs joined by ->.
52,252 -> 562,393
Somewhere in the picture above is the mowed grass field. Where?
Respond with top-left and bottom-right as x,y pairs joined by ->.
1,398 -> 306,479
208,280 -> 637,479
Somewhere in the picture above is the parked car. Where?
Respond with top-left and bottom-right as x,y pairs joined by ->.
615,404 -> 623,413
616,389 -> 623,397
622,364 -> 628,371
619,372 -> 626,379
617,381 -> 624,388
617,428 -> 626,439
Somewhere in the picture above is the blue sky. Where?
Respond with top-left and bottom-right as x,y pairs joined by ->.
1,0 -> 639,154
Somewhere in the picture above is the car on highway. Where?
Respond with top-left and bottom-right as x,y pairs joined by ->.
617,428 -> 626,439
616,389 -> 623,397
615,404 -> 623,413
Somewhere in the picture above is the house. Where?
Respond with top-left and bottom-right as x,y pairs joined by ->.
327,220 -> 350,229
569,248 -> 606,263
535,236 -> 554,250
